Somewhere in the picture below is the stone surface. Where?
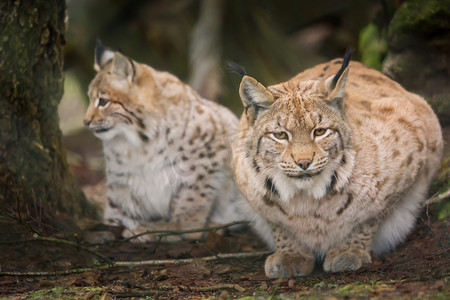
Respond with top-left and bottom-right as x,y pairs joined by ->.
383,0 -> 450,124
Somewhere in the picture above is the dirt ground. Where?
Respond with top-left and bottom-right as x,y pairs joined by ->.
0,128 -> 449,299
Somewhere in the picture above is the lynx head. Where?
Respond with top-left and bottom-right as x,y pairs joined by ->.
84,40 -> 172,144
237,55 -> 355,200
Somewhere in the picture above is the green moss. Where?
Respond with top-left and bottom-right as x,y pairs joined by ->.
389,0 -> 450,47
432,156 -> 450,220
435,95 -> 450,117
230,277 -> 450,300
390,0 -> 450,30
359,23 -> 387,70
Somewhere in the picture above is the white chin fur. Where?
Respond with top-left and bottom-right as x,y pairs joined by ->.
95,124 -> 143,146
272,165 -> 335,202
94,128 -> 117,140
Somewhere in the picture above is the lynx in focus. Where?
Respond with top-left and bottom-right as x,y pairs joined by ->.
84,41 -> 246,241
232,53 -> 443,278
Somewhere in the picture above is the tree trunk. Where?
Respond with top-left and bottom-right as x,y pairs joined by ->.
188,0 -> 225,102
0,0 -> 96,229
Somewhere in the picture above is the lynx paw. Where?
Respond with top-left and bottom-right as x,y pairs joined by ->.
265,252 -> 314,278
323,248 -> 371,273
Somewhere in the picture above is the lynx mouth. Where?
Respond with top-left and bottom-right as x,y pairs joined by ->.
286,172 -> 321,180
94,127 -> 111,133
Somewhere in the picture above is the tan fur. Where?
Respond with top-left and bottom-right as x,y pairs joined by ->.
232,58 -> 443,278
85,49 -> 247,242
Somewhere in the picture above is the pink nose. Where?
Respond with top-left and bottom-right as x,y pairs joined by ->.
296,158 -> 312,170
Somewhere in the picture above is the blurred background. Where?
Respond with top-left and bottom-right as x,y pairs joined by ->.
58,0 -> 450,187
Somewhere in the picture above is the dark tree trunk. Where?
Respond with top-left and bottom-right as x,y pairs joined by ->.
0,0 -> 96,229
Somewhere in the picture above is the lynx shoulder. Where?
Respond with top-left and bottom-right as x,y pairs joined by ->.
84,41 -> 246,241
232,53 -> 443,278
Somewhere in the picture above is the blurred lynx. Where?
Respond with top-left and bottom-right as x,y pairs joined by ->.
84,41 -> 246,241
232,52 -> 443,278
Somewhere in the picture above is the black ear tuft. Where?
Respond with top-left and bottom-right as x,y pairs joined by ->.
95,39 -> 105,66
94,39 -> 116,71
225,60 -> 247,77
332,49 -> 353,87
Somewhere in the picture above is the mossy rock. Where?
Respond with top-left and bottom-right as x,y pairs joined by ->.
383,0 -> 450,124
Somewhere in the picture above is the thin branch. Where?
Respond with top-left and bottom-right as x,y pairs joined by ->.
154,283 -> 245,292
35,234 -> 113,265
126,281 -> 245,293
424,188 -> 450,206
0,264 -> 111,276
114,292 -> 156,299
190,283 -> 246,292
0,234 -> 113,265
114,250 -> 271,267
0,250 -> 271,277
195,240 -> 239,267
1,211 -> 40,235
121,220 -> 248,242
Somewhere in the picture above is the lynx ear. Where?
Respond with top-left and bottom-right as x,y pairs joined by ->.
324,68 -> 349,109
111,52 -> 136,83
239,75 -> 274,124
323,50 -> 352,110
94,39 -> 114,71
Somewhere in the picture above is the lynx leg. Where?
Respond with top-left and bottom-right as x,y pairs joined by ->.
104,184 -> 178,242
265,224 -> 315,278
323,222 -> 378,273
104,199 -> 169,243
103,184 -> 140,229
169,183 -> 216,240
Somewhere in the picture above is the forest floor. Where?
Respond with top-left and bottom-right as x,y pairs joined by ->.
0,127 -> 449,299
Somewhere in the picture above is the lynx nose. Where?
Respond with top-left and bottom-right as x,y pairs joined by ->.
83,118 -> 92,126
296,158 -> 312,170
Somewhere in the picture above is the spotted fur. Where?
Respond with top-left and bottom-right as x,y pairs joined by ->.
232,57 -> 443,278
84,44 -> 249,242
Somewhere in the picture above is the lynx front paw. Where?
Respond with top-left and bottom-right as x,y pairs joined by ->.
265,252 -> 314,278
323,248 -> 371,273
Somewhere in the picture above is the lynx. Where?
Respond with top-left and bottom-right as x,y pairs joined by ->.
232,53 -> 443,278
84,41 -> 246,241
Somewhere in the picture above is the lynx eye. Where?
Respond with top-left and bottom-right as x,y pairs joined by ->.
96,97 -> 110,108
314,128 -> 327,137
273,131 -> 288,140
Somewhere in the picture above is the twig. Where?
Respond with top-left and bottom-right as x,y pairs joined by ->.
424,188 -> 450,206
1,211 -> 40,235
0,250 -> 270,277
114,250 -> 270,267
190,283 -> 246,292
122,220 -> 248,242
126,281 -> 245,293
114,292 -> 155,298
0,234 -> 113,265
35,234 -> 113,265
0,264 -> 111,276
195,240 -> 237,266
